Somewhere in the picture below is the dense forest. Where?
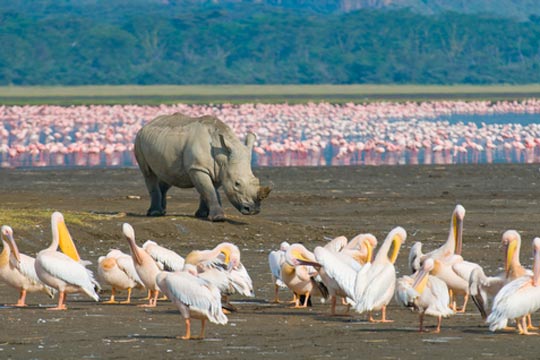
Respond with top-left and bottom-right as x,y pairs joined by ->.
1,0 -> 540,85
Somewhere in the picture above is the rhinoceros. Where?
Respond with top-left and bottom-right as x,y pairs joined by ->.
134,113 -> 271,221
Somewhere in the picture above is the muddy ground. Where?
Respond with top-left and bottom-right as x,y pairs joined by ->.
1,164 -> 540,359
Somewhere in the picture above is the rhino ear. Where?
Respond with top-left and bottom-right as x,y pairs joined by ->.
245,132 -> 256,150
219,134 -> 232,155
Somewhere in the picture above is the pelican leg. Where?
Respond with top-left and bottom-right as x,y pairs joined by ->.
120,288 -> 133,304
527,314 -> 538,330
272,284 -> 280,303
48,291 -> 67,310
456,294 -> 469,313
330,296 -> 337,315
142,289 -> 151,300
13,289 -> 28,307
434,316 -> 442,333
301,292 -> 311,308
178,318 -> 191,340
138,290 -> 158,307
518,316 -> 538,335
197,319 -> 206,340
103,288 -> 119,304
369,305 -> 393,323
418,312 -> 425,333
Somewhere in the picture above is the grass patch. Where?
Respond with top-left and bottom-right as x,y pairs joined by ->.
0,209 -> 110,229
1,84 -> 540,105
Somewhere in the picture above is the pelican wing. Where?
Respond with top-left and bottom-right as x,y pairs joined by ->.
452,260 -> 481,281
268,249 -> 285,286
487,275 -> 538,331
425,276 -> 454,317
143,241 -> 185,272
355,264 -> 395,313
13,253 -> 41,285
395,275 -> 419,309
116,255 -> 144,287
162,272 -> 227,325
38,252 -> 99,301
230,263 -> 254,297
314,246 -> 363,300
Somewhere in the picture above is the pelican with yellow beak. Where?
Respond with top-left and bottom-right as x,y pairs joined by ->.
396,258 -> 454,333
0,225 -> 55,306
282,243 -> 328,308
488,237 -> 540,335
355,226 -> 407,322
34,212 -> 99,310
308,234 -> 377,315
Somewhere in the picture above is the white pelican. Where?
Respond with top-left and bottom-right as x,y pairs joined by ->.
487,237 -> 540,335
34,212 -> 99,310
268,241 -> 290,303
355,226 -> 407,322
186,242 -> 254,301
310,234 -> 377,315
142,240 -> 185,272
0,225 -> 55,306
97,249 -> 145,304
413,204 -> 479,311
396,258 -> 454,333
468,230 -> 530,319
156,264 -> 227,340
122,223 -> 161,307
282,243 -> 328,308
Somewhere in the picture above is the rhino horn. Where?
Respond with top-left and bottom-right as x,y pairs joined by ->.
258,182 -> 273,200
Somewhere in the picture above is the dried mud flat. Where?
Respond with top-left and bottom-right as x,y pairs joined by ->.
1,164 -> 540,359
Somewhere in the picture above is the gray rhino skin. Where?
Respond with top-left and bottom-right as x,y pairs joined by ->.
134,113 -> 271,221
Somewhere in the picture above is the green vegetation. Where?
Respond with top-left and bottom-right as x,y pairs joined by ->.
2,85 -> 540,105
1,2 -> 540,86
0,208 -> 109,229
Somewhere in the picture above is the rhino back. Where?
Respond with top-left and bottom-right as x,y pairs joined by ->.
135,113 -> 237,187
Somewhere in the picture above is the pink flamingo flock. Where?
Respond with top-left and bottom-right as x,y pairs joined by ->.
1,100 -> 540,168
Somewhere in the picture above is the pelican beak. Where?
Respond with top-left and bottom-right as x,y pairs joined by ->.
220,249 -> 232,269
292,249 -> 320,268
6,232 -> 21,263
533,246 -> 540,286
505,240 -> 516,277
453,215 -> 463,256
57,218 -> 81,262
365,240 -> 373,263
389,235 -> 402,264
412,267 -> 430,294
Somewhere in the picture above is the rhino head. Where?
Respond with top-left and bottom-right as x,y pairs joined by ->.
220,132 -> 272,215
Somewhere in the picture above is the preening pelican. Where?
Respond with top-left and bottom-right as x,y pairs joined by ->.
186,242 -> 254,301
156,264 -> 227,340
413,204 -> 479,311
0,225 -> 55,306
311,234 -> 377,315
35,212 -> 99,310
396,258 -> 454,333
97,249 -> 144,304
122,223 -> 161,307
487,237 -> 540,335
282,243 -> 328,308
142,240 -> 185,272
469,230 -> 531,319
355,226 -> 407,322
268,241 -> 290,303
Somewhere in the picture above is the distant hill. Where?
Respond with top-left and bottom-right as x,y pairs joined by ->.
1,1 -> 540,85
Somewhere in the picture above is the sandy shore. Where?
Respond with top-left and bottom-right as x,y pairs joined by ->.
1,164 -> 540,359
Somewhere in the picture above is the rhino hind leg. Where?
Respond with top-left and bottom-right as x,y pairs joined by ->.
190,171 -> 225,222
159,181 -> 172,212
143,172 -> 166,216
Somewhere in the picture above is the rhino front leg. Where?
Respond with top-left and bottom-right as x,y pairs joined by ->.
144,173 -> 166,216
190,170 -> 225,222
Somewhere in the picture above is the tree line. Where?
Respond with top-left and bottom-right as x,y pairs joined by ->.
1,2 -> 540,85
